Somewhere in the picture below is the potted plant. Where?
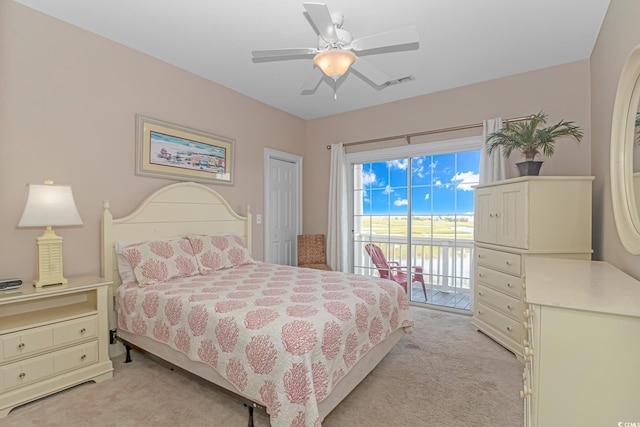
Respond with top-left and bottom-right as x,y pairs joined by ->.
486,111 -> 583,176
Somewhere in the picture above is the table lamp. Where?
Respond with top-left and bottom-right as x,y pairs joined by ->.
18,180 -> 83,287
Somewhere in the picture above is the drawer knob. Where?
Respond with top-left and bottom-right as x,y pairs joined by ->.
506,282 -> 513,288
80,328 -> 87,334
495,213 -> 500,217
507,304 -> 512,310
81,354 -> 87,360
18,343 -> 25,349
478,310 -> 483,315
478,273 -> 485,278
477,254 -> 483,259
489,213 -> 494,217
506,326 -> 512,332
478,291 -> 483,296
505,261 -> 512,266
18,372 -> 26,379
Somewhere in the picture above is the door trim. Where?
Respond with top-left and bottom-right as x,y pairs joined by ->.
263,148 -> 303,263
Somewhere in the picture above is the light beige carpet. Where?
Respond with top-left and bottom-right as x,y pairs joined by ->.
3,307 -> 523,426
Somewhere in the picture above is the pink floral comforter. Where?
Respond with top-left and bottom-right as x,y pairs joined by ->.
117,262 -> 413,427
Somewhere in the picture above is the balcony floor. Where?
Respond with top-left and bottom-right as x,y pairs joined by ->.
409,283 -> 471,311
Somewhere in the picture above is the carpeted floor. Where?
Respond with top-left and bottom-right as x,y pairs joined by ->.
3,306 -> 523,427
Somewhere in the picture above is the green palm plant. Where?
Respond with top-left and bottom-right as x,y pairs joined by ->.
486,111 -> 583,160
635,112 -> 640,147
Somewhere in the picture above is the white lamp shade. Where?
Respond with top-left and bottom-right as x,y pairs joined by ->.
313,49 -> 356,80
18,184 -> 83,227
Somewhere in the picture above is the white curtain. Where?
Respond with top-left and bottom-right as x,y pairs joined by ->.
326,143 -> 349,272
479,117 -> 507,184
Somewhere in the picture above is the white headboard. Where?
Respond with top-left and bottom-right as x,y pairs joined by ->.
101,182 -> 251,328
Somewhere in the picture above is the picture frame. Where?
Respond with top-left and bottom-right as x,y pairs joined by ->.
135,115 -> 234,185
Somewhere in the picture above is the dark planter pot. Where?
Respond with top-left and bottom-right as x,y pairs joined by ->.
516,160 -> 544,176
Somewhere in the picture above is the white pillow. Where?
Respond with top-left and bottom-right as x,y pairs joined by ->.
115,241 -> 137,284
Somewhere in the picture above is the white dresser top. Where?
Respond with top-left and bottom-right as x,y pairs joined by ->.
525,257 -> 640,318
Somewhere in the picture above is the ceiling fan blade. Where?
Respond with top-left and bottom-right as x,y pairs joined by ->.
350,57 -> 391,86
303,2 -> 337,42
351,26 -> 419,51
251,47 -> 318,59
301,68 -> 324,92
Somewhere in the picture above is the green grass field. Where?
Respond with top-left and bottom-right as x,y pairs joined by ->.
358,216 -> 474,239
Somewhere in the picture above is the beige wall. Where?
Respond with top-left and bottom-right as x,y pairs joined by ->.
590,0 -> 640,278
7,0 -> 634,284
304,61 -> 592,235
0,2 -> 306,280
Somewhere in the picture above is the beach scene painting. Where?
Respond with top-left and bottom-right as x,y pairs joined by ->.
136,115 -> 234,185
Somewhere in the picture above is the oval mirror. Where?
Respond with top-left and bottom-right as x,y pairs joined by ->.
611,44 -> 640,254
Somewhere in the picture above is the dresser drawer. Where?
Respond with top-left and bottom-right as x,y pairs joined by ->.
476,247 -> 522,276
477,284 -> 526,321
1,315 -> 97,363
475,302 -> 525,345
0,340 -> 98,393
476,265 -> 525,298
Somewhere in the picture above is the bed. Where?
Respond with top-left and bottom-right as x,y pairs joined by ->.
101,182 -> 414,427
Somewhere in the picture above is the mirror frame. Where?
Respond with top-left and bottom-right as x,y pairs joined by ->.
611,44 -> 640,254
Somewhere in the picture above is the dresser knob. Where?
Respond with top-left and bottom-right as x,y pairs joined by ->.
81,354 -> 87,360
506,326 -> 512,332
478,310 -> 483,315
478,291 -> 483,296
19,372 -> 26,379
18,343 -> 25,349
489,213 -> 494,217
506,282 -> 513,288
80,328 -> 86,334
505,260 -> 512,266
495,213 -> 500,217
478,273 -> 485,278
507,304 -> 512,310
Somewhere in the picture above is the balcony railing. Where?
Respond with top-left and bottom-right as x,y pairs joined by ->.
354,234 -> 474,295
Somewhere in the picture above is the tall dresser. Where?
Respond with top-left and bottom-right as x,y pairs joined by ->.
471,176 -> 594,359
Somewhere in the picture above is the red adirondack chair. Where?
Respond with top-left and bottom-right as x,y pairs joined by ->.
365,243 -> 428,301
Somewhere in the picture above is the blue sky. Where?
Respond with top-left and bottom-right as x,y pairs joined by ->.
356,150 -> 480,215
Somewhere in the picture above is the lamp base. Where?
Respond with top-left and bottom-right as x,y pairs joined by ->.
34,227 -> 68,288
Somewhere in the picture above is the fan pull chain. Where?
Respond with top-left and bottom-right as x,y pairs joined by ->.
333,79 -> 338,100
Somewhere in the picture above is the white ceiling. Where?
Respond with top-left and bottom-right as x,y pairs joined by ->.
14,0 -> 611,120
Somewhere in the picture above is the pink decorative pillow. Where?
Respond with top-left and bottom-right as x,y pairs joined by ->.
187,234 -> 253,273
117,238 -> 199,286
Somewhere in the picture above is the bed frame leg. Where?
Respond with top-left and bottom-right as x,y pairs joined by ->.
244,404 -> 254,427
124,344 -> 132,363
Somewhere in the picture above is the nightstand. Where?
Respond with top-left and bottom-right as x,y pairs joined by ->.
0,276 -> 114,417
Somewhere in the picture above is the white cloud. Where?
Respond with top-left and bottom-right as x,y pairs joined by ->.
394,198 -> 408,206
383,185 -> 393,194
424,193 -> 430,200
362,170 -> 376,185
452,171 -> 479,191
387,159 -> 408,170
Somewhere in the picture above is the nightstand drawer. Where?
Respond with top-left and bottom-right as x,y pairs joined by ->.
477,284 -> 525,321
0,341 -> 98,393
475,302 -> 525,345
476,265 -> 524,299
1,315 -> 97,363
476,247 -> 521,276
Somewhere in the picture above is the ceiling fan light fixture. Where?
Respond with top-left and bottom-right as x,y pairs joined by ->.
313,49 -> 356,80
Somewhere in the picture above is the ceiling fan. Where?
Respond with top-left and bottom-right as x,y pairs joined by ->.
251,2 -> 419,97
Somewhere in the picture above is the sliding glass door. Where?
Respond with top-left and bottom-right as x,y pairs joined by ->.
350,138 -> 480,312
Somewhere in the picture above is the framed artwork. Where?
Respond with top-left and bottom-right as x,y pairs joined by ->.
135,115 -> 234,185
